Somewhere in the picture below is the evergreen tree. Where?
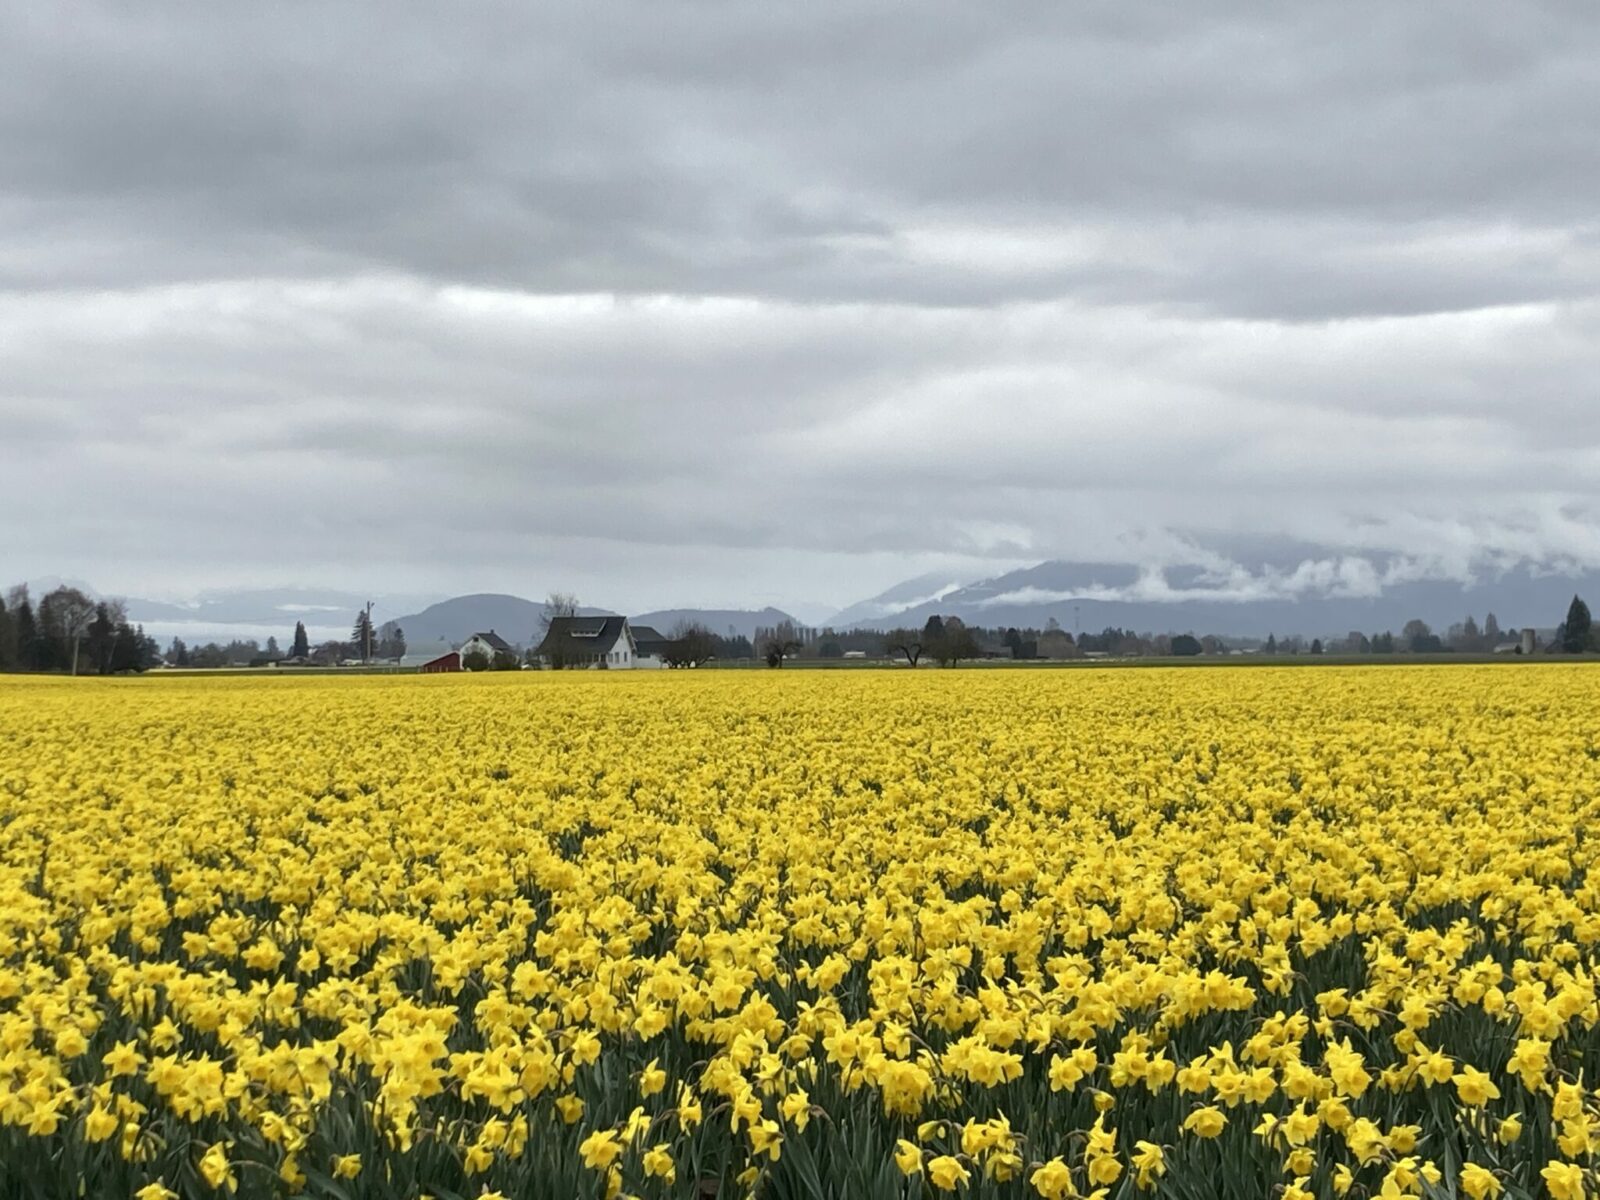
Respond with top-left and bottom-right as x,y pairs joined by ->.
352,610 -> 376,662
291,621 -> 310,658
0,592 -> 11,670
1264,634 -> 1277,655
266,636 -> 280,658
86,603 -> 117,674
1483,612 -> 1501,644
135,625 -> 160,671
381,625 -> 407,661
168,637 -> 189,667
109,621 -> 141,673
14,595 -> 40,670
1170,634 -> 1203,656
1563,595 -> 1592,654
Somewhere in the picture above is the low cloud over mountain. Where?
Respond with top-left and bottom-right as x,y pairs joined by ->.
831,551 -> 1598,639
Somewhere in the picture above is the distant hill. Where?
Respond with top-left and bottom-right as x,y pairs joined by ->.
630,607 -> 800,641
122,587 -> 437,625
829,558 -> 1600,639
391,598 -> 799,650
113,587 -> 440,646
74,582 -> 801,651
388,594 -> 613,652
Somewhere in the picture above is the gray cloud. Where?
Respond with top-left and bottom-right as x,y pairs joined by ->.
3,3 -> 1600,610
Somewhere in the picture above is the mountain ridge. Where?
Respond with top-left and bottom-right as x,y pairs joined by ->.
394,597 -> 802,650
827,558 -> 1597,639
22,557 -> 1600,648
388,594 -> 613,652
630,607 -> 798,641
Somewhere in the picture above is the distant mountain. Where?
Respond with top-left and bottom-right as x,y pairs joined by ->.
630,607 -> 800,641
823,572 -> 978,629
388,594 -> 613,651
830,558 -> 1600,639
110,587 -> 441,646
33,580 -> 804,651
122,587 -> 438,625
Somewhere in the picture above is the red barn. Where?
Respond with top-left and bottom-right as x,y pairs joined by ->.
421,651 -> 461,673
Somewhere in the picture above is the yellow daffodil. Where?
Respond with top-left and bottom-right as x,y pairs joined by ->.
578,1129 -> 623,1171
1461,1163 -> 1503,1200
3,666 -> 1599,1195
1182,1106 -> 1227,1139
927,1155 -> 970,1190
1030,1158 -> 1075,1199
894,1139 -> 922,1176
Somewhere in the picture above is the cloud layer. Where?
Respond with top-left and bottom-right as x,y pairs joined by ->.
3,3 -> 1600,609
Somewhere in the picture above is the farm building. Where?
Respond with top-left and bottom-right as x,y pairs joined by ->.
535,616 -> 640,669
421,651 -> 461,673
628,625 -> 673,669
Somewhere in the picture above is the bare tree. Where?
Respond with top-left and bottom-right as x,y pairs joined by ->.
542,592 -> 580,634
668,620 -> 716,667
883,628 -> 924,667
535,593 -> 581,668
761,620 -> 803,668
931,617 -> 979,668
39,586 -> 97,675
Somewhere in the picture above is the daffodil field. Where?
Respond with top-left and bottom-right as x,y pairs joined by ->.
4,666 -> 1600,1200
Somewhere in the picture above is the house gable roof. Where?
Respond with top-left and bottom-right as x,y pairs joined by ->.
536,616 -> 631,659
466,630 -> 516,654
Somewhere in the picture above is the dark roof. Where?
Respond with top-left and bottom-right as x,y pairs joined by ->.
467,630 -> 516,654
629,625 -> 667,643
536,616 -> 631,659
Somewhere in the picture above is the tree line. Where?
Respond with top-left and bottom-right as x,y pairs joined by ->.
0,585 -> 415,674
0,585 -> 161,674
770,597 -> 1599,667
164,617 -> 408,668
4,582 -> 1594,674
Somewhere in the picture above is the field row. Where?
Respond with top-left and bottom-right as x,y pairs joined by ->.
2,667 -> 1600,1198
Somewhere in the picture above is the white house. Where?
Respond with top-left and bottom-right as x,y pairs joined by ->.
459,630 -> 517,663
535,616 -> 640,669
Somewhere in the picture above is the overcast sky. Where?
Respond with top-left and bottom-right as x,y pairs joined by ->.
4,3 -> 1600,615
